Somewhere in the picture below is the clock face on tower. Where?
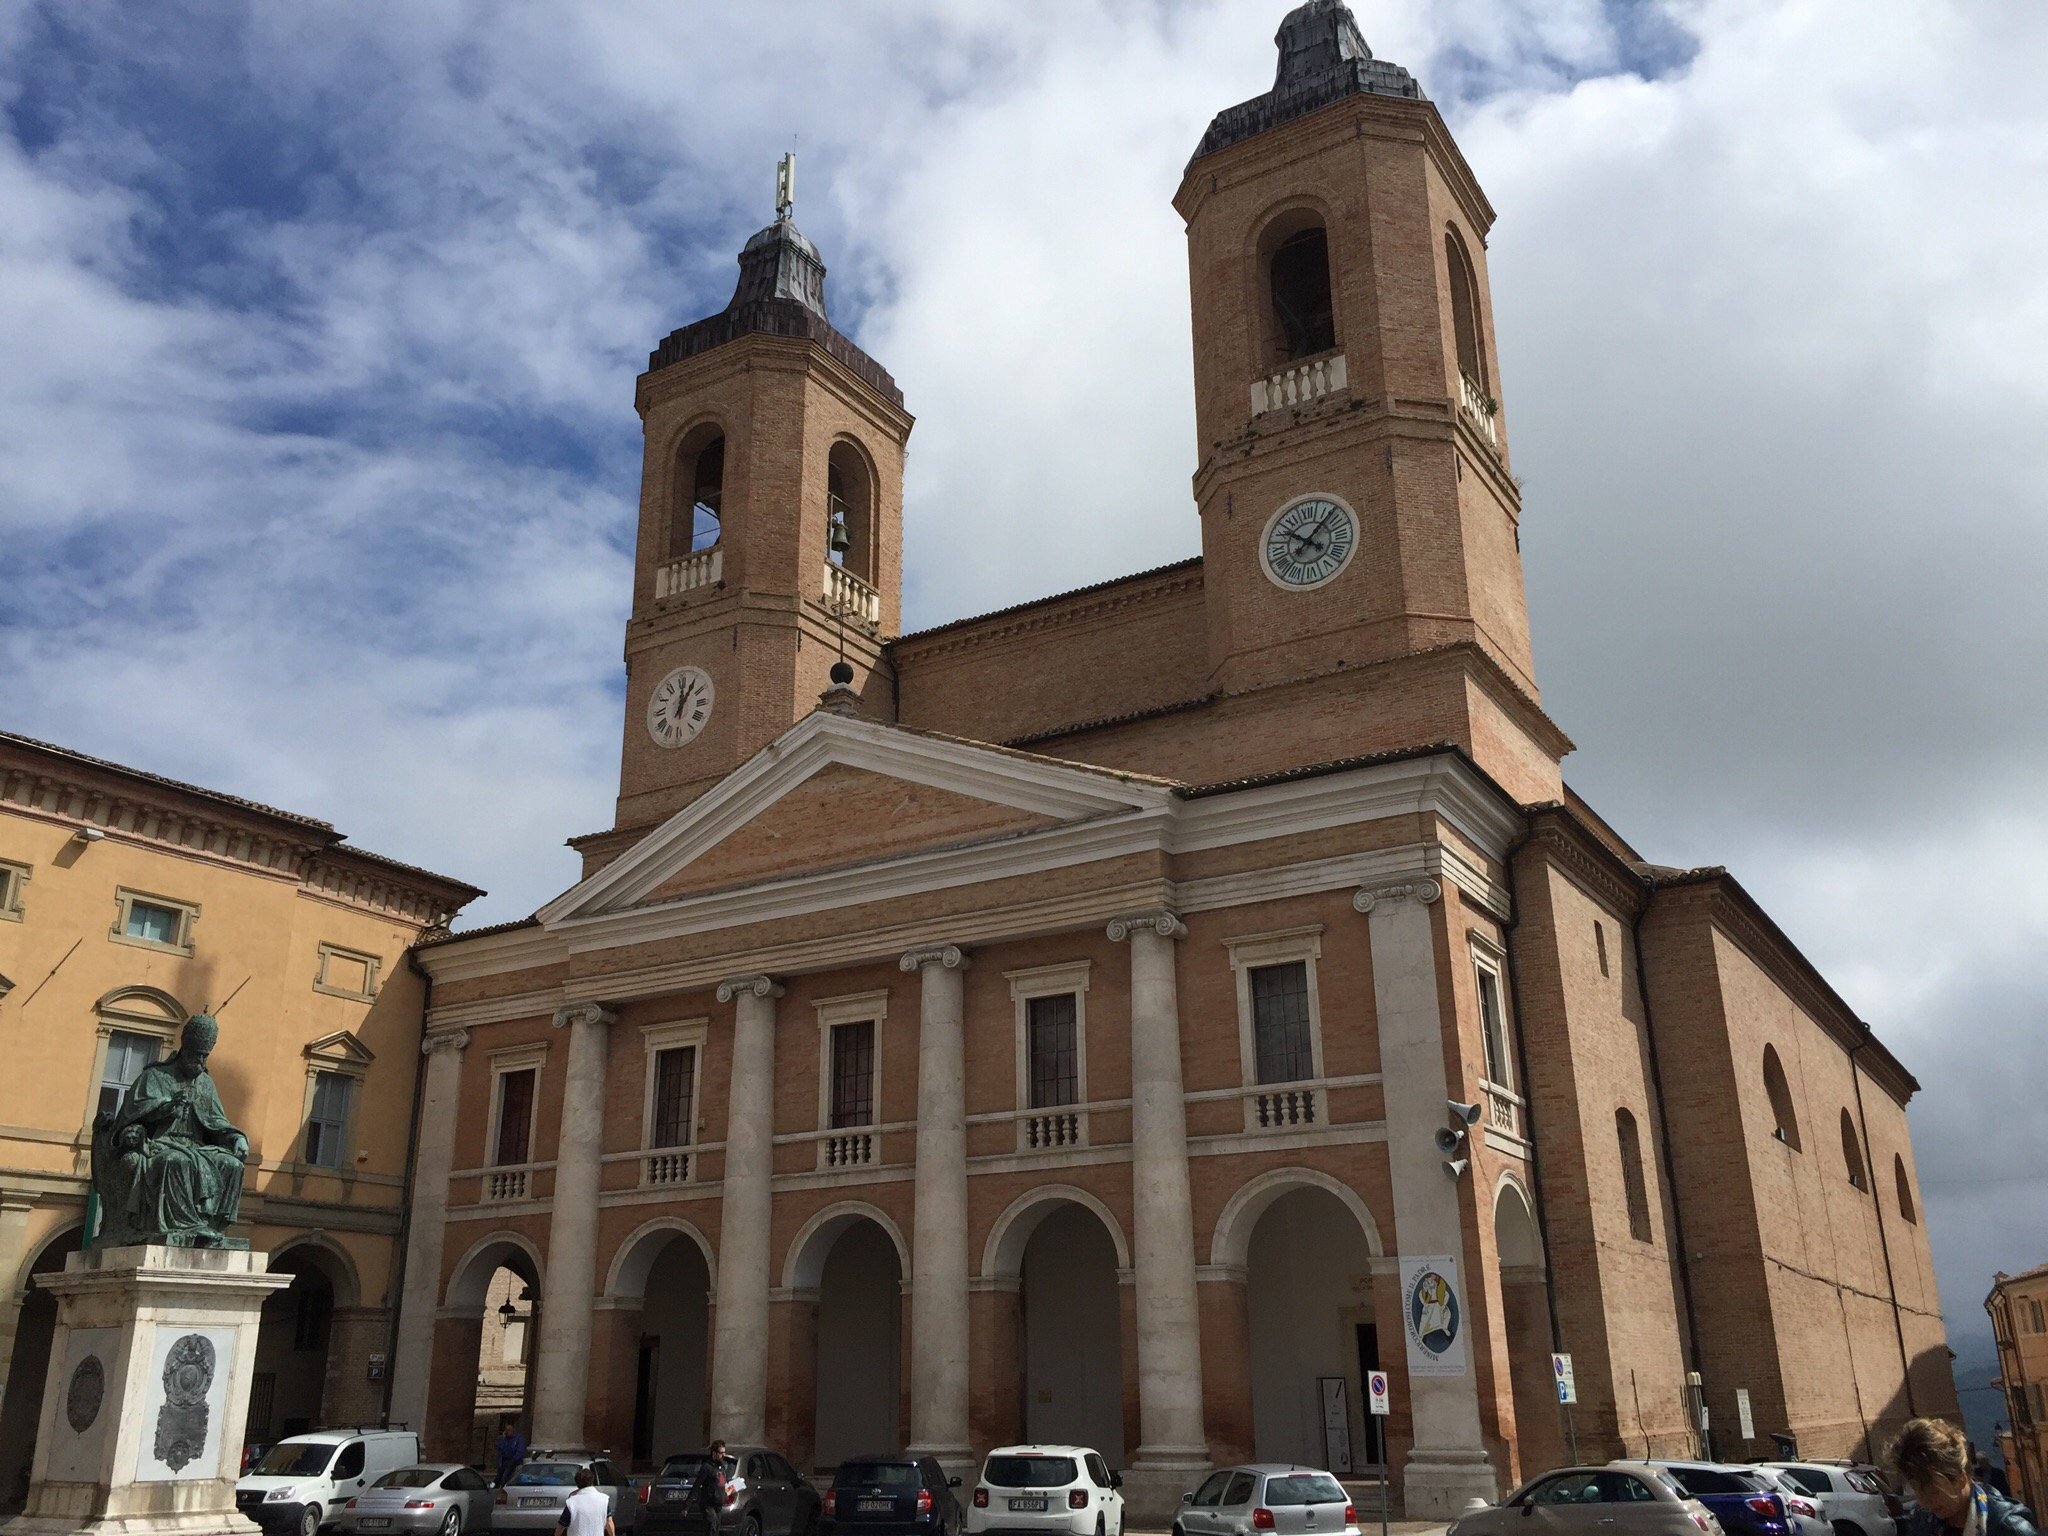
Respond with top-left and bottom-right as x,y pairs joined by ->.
1260,494 -> 1358,590
647,665 -> 714,748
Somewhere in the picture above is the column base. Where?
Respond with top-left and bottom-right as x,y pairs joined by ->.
1401,1448 -> 1498,1521
4,1515 -> 264,1536
1120,1453 -> 1213,1527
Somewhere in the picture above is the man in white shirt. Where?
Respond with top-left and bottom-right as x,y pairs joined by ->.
558,1469 -> 615,1536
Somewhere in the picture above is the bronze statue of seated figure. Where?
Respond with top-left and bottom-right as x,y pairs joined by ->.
91,1013 -> 250,1249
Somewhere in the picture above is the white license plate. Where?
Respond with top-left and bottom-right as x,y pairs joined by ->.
859,1501 -> 894,1514
358,1521 -> 392,1530
519,1499 -> 554,1509
1008,1499 -> 1048,1512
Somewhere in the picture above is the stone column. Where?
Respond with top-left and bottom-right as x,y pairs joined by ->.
1108,909 -> 1209,1511
531,1002 -> 616,1446
710,973 -> 782,1442
1355,877 -> 1497,1516
902,942 -> 973,1471
390,1026 -> 469,1435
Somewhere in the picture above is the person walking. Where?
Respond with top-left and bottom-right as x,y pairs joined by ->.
691,1442 -> 735,1536
1893,1418 -> 2037,1536
557,1469 -> 616,1536
496,1421 -> 527,1486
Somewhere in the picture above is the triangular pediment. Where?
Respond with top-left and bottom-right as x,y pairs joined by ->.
303,1030 -> 375,1067
540,712 -> 1175,925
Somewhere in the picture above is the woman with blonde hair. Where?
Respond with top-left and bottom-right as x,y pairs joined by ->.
1891,1418 -> 2036,1536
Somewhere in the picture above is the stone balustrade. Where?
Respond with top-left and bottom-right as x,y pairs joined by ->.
655,545 -> 722,600
1251,351 -> 1348,415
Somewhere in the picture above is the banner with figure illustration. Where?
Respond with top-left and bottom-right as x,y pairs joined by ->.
1400,1255 -> 1468,1378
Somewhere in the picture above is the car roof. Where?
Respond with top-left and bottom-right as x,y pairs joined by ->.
1213,1466 -> 1346,1477
985,1446 -> 1097,1457
401,1464 -> 474,1473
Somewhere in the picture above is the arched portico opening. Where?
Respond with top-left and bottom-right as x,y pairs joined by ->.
432,1233 -> 543,1466
783,1205 -> 906,1473
248,1239 -> 361,1446
982,1187 -> 1129,1465
0,1223 -> 82,1505
1216,1171 -> 1383,1474
1494,1178 -> 1563,1482
596,1219 -> 714,1468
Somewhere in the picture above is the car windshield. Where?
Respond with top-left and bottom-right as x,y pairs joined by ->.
1665,1469 -> 1765,1496
839,1465 -> 919,1489
377,1470 -> 444,1490
984,1457 -> 1077,1488
1266,1475 -> 1347,1507
660,1459 -> 709,1482
509,1464 -> 582,1487
254,1443 -> 336,1476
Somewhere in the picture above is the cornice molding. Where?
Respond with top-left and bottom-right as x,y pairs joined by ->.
1519,810 -> 1648,919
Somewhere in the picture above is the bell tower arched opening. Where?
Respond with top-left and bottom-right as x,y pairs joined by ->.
1444,226 -> 1487,393
1259,210 -> 1337,364
827,438 -> 877,585
671,427 -> 725,558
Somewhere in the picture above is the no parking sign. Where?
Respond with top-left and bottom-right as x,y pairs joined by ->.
1367,1369 -> 1391,1416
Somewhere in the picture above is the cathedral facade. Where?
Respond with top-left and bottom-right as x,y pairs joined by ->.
392,4 -> 1955,1516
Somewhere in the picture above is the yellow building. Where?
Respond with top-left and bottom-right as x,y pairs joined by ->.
0,729 -> 477,1501
1990,1265 -> 2048,1515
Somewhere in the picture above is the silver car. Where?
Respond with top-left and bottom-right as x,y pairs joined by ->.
340,1466 -> 495,1536
496,1454 -> 638,1535
1446,1464 -> 1721,1536
1175,1466 -> 1358,1536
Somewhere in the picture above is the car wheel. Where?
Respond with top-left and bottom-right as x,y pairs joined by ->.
440,1511 -> 461,1536
1095,1518 -> 1105,1536
804,1507 -> 821,1536
300,1507 -> 322,1536
744,1514 -> 763,1536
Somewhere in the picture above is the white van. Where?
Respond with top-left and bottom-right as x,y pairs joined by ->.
237,1430 -> 423,1536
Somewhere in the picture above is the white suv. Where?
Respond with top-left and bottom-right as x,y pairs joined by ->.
1758,1465 -> 1899,1536
966,1447 -> 1124,1536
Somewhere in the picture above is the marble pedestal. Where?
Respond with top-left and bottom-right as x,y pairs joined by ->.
2,1245 -> 291,1536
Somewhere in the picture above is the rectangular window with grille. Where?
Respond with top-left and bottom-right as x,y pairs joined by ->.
829,1021 -> 875,1129
1027,993 -> 1079,1109
98,1030 -> 161,1119
1476,963 -> 1512,1088
304,1071 -> 357,1168
1250,961 -> 1314,1084
494,1068 -> 536,1165
651,1045 -> 696,1148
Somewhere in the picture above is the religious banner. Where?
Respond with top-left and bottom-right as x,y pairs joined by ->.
1400,1255 -> 1468,1378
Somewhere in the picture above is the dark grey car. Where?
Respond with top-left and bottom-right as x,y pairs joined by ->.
642,1447 -> 819,1536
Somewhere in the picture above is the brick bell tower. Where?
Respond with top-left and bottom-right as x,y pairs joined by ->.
1176,2 -> 1565,800
613,157 -> 913,836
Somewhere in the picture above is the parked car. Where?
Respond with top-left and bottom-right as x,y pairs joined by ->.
238,1430 -> 424,1536
1445,1464 -> 1722,1536
640,1446 -> 818,1536
1175,1465 -> 1358,1536
1646,1463 -> 1792,1536
1749,1467 -> 1831,1536
1759,1464 -> 1900,1536
495,1453 -> 638,1535
822,1456 -> 964,1536
339,1465 -> 495,1536
965,1447 -> 1123,1536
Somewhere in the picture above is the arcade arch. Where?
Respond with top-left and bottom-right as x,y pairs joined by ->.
1493,1176 -> 1564,1481
433,1233 -> 543,1466
602,1219 -> 714,1465
0,1222 -> 82,1503
785,1203 -> 905,1470
249,1239 -> 361,1443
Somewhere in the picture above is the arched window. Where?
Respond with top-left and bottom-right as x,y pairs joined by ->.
826,440 -> 876,583
1259,212 -> 1337,363
1616,1108 -> 1652,1242
671,428 -> 725,557
1445,227 -> 1487,391
1840,1109 -> 1868,1191
1762,1044 -> 1801,1150
1894,1155 -> 1917,1224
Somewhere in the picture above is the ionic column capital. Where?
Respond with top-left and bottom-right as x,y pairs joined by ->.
1106,908 -> 1186,942
716,974 -> 785,1002
552,1002 -> 618,1031
899,943 -> 969,973
1353,878 -> 1442,913
420,1027 -> 471,1057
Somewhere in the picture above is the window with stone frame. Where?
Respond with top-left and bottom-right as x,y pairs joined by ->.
1474,956 -> 1513,1090
112,888 -> 198,954
1026,993 -> 1080,1109
0,857 -> 28,920
1250,961 -> 1314,1085
493,1067 -> 537,1165
98,1028 -> 162,1119
303,1070 -> 356,1168
829,1020 -> 876,1129
651,1045 -> 697,1148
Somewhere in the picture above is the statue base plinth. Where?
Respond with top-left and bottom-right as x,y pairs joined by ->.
2,1245 -> 291,1536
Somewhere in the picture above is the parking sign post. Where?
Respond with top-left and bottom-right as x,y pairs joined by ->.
1553,1353 -> 1579,1464
1367,1370 -> 1391,1536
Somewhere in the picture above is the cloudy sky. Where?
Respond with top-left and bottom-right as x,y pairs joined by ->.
3,0 -> 2043,1419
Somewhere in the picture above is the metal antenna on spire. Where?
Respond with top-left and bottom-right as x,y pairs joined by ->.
775,151 -> 795,222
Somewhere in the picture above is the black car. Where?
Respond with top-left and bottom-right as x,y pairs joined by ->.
823,1458 -> 964,1536
642,1446 -> 821,1536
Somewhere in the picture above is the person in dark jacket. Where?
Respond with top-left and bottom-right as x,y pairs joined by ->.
1893,1418 -> 2038,1536
1973,1449 -> 2013,1501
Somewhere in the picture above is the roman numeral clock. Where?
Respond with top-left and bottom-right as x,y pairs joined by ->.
647,665 -> 715,747
1261,494 -> 1358,590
